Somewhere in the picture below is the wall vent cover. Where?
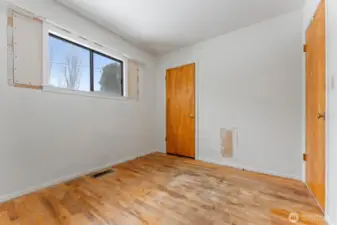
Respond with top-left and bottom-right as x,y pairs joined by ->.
90,169 -> 114,178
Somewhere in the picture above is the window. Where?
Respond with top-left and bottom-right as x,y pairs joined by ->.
48,34 -> 124,96
8,8 -> 140,100
93,52 -> 123,95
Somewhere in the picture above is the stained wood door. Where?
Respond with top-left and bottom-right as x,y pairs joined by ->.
305,0 -> 326,211
166,63 -> 195,158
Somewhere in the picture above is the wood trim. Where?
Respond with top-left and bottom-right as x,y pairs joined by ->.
33,17 -> 43,22
14,84 -> 42,90
7,16 -> 13,27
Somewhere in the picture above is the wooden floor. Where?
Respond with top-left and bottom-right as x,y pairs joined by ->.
0,153 -> 325,225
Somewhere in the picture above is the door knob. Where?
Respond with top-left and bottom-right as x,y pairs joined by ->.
189,114 -> 195,119
317,112 -> 325,120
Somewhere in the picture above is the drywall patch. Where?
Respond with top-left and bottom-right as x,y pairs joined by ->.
220,128 -> 238,158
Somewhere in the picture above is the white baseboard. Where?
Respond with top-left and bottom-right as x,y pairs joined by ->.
200,158 -> 301,181
0,150 -> 156,203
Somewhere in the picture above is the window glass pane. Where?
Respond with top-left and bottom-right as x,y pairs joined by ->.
94,53 -> 123,96
49,34 -> 90,91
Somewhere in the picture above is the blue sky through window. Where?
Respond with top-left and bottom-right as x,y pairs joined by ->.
49,35 -> 122,93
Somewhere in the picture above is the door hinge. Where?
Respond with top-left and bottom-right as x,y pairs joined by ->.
165,137 -> 167,142
303,153 -> 308,161
303,44 -> 308,53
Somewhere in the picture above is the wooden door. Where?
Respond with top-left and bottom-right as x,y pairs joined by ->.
166,63 -> 195,158
305,0 -> 326,211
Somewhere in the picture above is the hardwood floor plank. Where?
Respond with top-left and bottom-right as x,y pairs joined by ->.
0,212 -> 13,225
0,153 -> 325,224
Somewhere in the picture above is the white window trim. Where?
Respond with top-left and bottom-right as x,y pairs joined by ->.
42,85 -> 132,101
42,22 -> 131,100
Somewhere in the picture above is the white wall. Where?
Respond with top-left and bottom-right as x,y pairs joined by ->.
156,11 -> 303,180
0,0 -> 157,202
326,0 -> 337,223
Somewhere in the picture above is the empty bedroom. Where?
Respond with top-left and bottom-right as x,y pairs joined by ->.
0,0 -> 336,224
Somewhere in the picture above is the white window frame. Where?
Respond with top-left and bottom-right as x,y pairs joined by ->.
42,22 -> 130,100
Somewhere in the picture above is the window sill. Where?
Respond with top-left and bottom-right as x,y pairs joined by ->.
42,85 -> 135,101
